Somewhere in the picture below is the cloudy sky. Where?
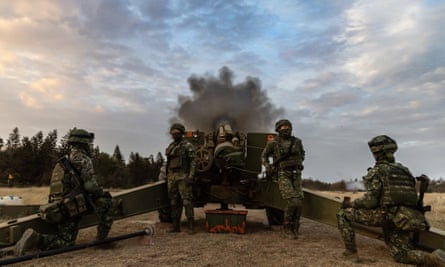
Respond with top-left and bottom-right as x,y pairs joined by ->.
0,0 -> 444,182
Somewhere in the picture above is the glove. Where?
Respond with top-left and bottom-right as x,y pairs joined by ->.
341,197 -> 354,209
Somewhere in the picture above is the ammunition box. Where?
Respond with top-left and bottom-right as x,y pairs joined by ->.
204,209 -> 248,234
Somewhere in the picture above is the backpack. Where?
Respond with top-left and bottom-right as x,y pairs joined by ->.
39,160 -> 88,223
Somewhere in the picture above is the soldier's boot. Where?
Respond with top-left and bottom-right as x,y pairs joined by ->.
187,218 -> 195,235
96,229 -> 118,249
342,238 -> 358,260
342,248 -> 358,257
14,228 -> 42,256
340,228 -> 358,260
292,220 -> 300,239
283,222 -> 296,239
423,249 -> 445,267
96,228 -> 110,241
342,247 -> 359,262
168,217 -> 181,233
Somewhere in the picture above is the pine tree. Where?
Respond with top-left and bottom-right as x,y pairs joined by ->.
7,127 -> 20,149
112,145 -> 125,164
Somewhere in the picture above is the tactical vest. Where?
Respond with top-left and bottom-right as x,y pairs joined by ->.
40,160 -> 88,223
271,136 -> 304,170
379,163 -> 418,208
166,140 -> 191,173
49,162 -> 69,202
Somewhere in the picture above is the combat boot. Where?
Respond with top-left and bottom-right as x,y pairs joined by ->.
169,221 -> 180,233
96,229 -> 110,241
187,218 -> 195,235
14,228 -> 42,256
283,222 -> 297,239
423,249 -> 445,267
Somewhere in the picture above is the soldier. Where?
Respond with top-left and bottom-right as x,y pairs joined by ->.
14,129 -> 114,256
337,135 -> 445,266
261,119 -> 305,239
165,123 -> 197,234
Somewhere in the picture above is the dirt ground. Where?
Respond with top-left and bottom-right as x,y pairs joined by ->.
1,188 -> 440,267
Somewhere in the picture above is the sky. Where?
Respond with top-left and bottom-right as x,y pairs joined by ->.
0,0 -> 444,182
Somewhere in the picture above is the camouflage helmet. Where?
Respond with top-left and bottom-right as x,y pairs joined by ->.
368,135 -> 397,154
170,123 -> 185,134
68,129 -> 94,144
275,119 -> 292,132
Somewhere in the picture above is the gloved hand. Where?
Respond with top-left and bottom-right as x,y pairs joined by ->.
341,197 -> 354,209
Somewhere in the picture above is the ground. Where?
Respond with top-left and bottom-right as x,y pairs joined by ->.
1,188 -> 442,267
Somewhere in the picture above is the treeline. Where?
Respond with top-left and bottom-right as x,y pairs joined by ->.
303,179 -> 348,191
0,127 -> 163,188
303,177 -> 445,193
1,127 -> 444,192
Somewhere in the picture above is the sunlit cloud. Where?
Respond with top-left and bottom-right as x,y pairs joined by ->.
0,0 -> 444,181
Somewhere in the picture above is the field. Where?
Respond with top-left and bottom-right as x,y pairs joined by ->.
0,187 -> 444,267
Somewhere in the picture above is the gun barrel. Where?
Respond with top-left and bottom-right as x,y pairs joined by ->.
0,226 -> 154,265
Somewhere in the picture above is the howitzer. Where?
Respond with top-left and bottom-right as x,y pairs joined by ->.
0,226 -> 154,265
1,121 -> 445,257
56,157 -> 99,215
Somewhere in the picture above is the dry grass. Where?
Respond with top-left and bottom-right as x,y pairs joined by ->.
1,188 -> 443,267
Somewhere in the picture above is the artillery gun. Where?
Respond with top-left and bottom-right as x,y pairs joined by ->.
165,121 -> 286,224
0,122 -> 444,259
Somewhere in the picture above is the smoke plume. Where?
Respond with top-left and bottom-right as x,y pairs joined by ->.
172,66 -> 284,132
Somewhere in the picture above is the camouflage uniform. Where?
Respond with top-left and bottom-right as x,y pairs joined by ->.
261,119 -> 305,238
166,123 -> 197,233
337,135 -> 445,266
14,129 -> 114,255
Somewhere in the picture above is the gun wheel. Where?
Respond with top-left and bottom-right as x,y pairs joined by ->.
196,147 -> 213,173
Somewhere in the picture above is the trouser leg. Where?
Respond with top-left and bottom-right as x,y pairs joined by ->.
95,195 -> 114,240
293,205 -> 302,236
336,208 -> 356,253
41,219 -> 80,250
168,179 -> 182,232
179,180 -> 195,234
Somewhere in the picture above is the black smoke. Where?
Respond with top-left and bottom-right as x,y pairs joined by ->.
172,66 -> 284,132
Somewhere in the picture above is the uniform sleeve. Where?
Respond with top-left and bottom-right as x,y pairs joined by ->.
353,167 -> 382,209
72,153 -> 102,195
297,138 -> 305,162
261,142 -> 274,168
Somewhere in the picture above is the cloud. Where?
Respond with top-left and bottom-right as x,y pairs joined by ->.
0,0 -> 444,182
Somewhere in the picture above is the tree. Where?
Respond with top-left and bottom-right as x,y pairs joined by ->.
127,152 -> 150,186
7,127 -> 20,149
58,128 -> 73,157
156,152 -> 164,164
112,145 -> 125,165
39,130 -> 58,184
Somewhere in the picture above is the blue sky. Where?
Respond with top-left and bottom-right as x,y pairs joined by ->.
0,0 -> 444,182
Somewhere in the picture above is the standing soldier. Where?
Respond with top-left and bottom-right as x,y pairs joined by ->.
261,119 -> 305,239
7,173 -> 14,187
165,123 -> 197,234
14,128 -> 114,256
337,135 -> 445,266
